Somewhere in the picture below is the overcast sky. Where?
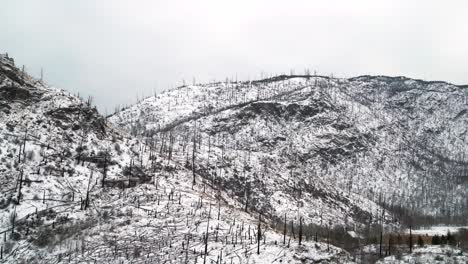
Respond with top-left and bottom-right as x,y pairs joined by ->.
1,0 -> 467,112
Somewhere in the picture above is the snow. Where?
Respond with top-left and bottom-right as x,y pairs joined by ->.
407,226 -> 468,236
110,77 -> 400,231
377,245 -> 468,264
347,230 -> 363,239
0,55 -> 354,263
3,52 -> 468,263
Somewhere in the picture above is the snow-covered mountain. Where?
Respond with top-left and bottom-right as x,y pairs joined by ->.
110,74 -> 468,228
2,51 -> 467,263
0,55 -> 357,263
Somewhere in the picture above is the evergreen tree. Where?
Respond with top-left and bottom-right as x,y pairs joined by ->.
417,235 -> 424,247
447,231 -> 457,246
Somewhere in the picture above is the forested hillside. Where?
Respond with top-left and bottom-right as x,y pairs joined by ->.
2,52 -> 467,263
111,73 -> 468,228
0,54 -> 357,263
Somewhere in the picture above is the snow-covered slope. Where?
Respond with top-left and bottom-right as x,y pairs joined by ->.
377,245 -> 468,263
111,74 -> 468,229
0,53 -> 148,261
0,56 -> 356,263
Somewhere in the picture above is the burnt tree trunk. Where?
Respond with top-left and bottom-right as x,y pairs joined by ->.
257,214 -> 261,254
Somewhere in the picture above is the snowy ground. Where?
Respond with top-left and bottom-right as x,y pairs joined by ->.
377,245 -> 468,264
0,54 -> 356,263
406,226 -> 468,236
110,76 -> 399,230
3,53 -> 468,263
111,74 -> 468,232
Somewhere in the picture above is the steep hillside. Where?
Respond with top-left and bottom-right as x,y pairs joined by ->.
0,55 -> 355,263
111,77 -> 389,231
111,74 -> 468,230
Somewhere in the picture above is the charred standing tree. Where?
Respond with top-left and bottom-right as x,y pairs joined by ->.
217,201 -> 221,220
207,135 -> 211,166
102,154 -> 108,188
17,169 -> 24,204
18,129 -> 28,164
77,131 -> 85,165
409,225 -> 413,253
291,220 -> 295,239
84,170 -> 93,210
11,206 -> 16,235
299,216 -> 303,246
127,159 -> 134,188
185,234 -> 190,264
257,214 -> 261,255
168,131 -> 174,161
244,183 -> 250,212
379,230 -> 383,257
283,213 -> 287,245
388,235 -> 392,256
192,132 -> 196,187
203,205 -> 211,264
